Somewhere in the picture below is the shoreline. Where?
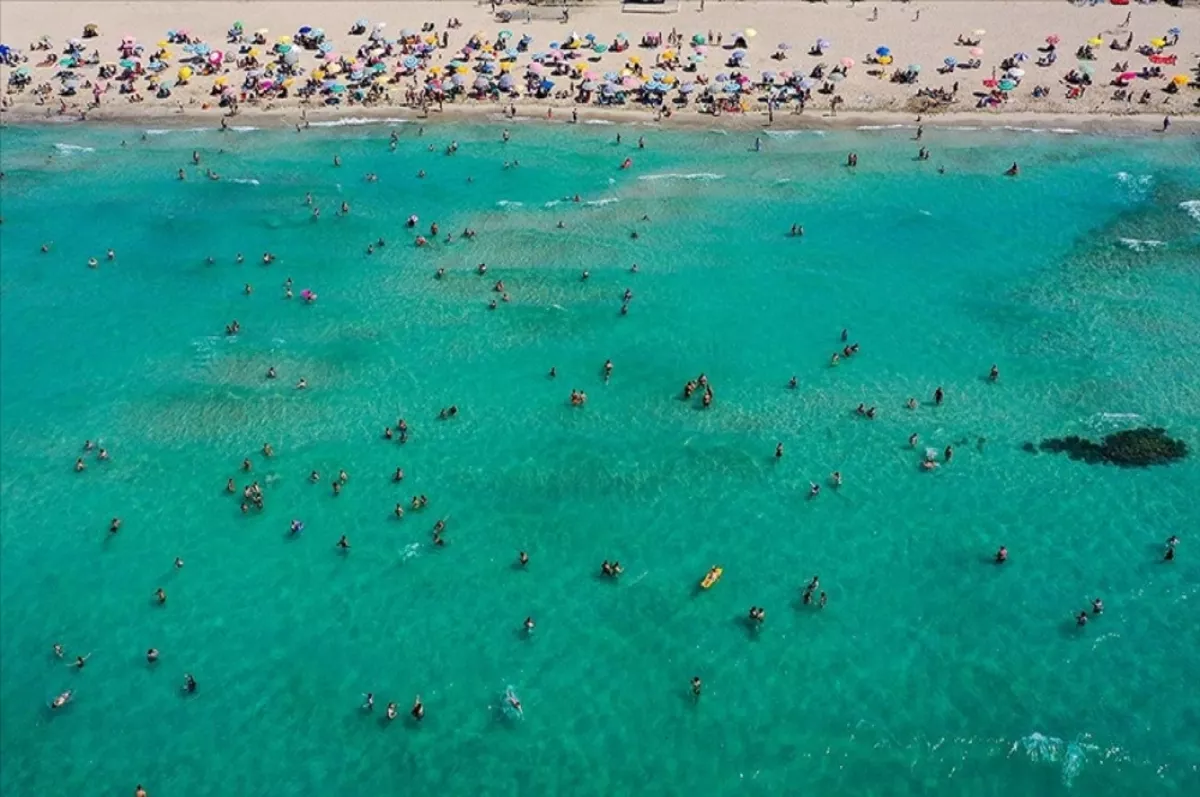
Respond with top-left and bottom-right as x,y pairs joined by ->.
4,102 -> 1196,136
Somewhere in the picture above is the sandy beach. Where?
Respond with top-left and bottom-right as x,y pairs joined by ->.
1,1 -> 1196,132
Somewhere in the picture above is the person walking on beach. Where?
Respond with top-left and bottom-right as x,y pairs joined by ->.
1162,116 -> 1170,133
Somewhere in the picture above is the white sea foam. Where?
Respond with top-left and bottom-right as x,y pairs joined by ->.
583,197 -> 620,207
496,200 -> 523,209
543,199 -> 562,208
228,178 -> 261,186
228,125 -> 259,132
1017,733 -> 1095,789
583,118 -> 614,125
855,124 -> 909,130
764,129 -> 826,138
53,143 -> 94,154
1179,200 -> 1200,224
637,172 -> 724,182
143,127 -> 210,136
1050,128 -> 1080,135
1114,171 -> 1153,187
305,117 -> 409,128
1117,237 -> 1165,252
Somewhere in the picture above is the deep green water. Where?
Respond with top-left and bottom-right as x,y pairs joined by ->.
1,119 -> 1198,796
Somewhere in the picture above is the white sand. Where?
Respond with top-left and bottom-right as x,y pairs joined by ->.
0,1 -> 1195,131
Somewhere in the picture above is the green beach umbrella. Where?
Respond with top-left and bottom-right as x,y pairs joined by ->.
1078,62 -> 1095,76
907,63 -> 922,73
119,58 -> 136,69
998,79 -> 1016,91
692,34 -> 706,45
594,44 -> 608,53
498,29 -> 513,39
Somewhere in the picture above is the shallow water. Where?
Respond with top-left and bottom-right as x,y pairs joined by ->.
1,121 -> 1199,796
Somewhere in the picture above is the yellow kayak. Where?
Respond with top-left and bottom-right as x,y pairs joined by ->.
700,567 -> 723,589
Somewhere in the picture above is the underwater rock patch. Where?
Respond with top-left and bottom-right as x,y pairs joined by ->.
1032,428 -> 1188,468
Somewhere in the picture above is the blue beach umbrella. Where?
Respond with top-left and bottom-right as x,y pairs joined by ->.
689,54 -> 705,64
732,49 -> 747,59
548,41 -> 560,50
474,76 -> 491,90
944,56 -> 957,67
723,82 -> 740,93
1168,27 -> 1181,37
298,26 -> 312,35
817,38 -> 831,50
498,74 -> 514,90
593,44 -> 609,53
652,70 -> 666,81
678,82 -> 695,93
777,43 -> 792,51
318,41 -> 333,52
539,79 -> 554,91
581,80 -> 597,91
876,46 -> 891,57
451,74 -> 465,86
604,71 -> 618,82
328,83 -> 345,93
1014,52 -> 1030,62
402,55 -> 418,69
715,72 -> 730,82
798,77 -> 815,90
998,79 -> 1016,91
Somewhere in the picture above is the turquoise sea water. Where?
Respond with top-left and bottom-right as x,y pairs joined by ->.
1,119 -> 1199,796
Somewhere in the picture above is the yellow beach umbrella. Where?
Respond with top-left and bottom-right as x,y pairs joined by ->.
277,35 -> 290,44
973,29 -> 987,37
744,28 -> 758,39
500,62 -> 512,73
248,47 -> 260,58
628,55 -> 640,64
157,39 -> 169,48
160,49 -> 173,60
1087,37 -> 1103,46
429,65 -> 443,75
1150,37 -> 1167,48
282,78 -> 295,87
177,66 -> 193,81
879,55 -> 893,65
455,64 -> 470,74
313,68 -> 325,80
325,63 -> 341,74
1172,74 -> 1190,85
213,76 -> 228,86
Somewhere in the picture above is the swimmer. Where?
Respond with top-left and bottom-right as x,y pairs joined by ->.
775,442 -> 784,459
1076,611 -> 1088,627
1005,162 -> 1019,177
106,249 -> 115,261
830,353 -> 840,367
332,481 -> 342,496
819,591 -> 828,608
603,359 -> 612,380
98,447 -> 109,461
435,267 -> 445,280
296,378 -> 308,390
385,702 -> 398,720
135,786 -> 147,797
53,643 -> 64,658
933,386 -> 944,405
109,517 -> 122,533
393,467 -> 404,482
906,397 -> 917,410
244,283 -> 253,295
87,257 -> 98,269
411,695 -> 424,721
155,588 -> 167,604
691,676 -> 702,697
146,648 -> 159,663
1092,598 -> 1104,615
336,535 -> 351,550
1167,535 -> 1180,548
809,482 -> 820,498
310,470 -> 320,483
72,653 -> 90,669
333,155 -> 341,167
339,470 -> 348,484
548,367 -> 557,379
519,551 -> 529,566
75,457 -> 87,472
174,557 -> 184,569
266,366 -> 276,379
289,519 -> 303,536
944,445 -> 954,462
242,458 -> 252,472
995,546 -> 1008,563
340,201 -> 349,215
394,503 -> 405,519
362,693 -> 374,711
177,168 -> 186,180
581,270 -> 590,281
262,443 -> 274,457
789,376 -> 797,389
523,616 -> 535,633
183,673 -> 197,693
989,364 -> 999,382
831,471 -> 842,487
1164,546 -> 1175,562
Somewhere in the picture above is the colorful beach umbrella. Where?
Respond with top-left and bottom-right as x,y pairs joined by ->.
907,63 -> 921,73
875,46 -> 891,57
1149,37 -> 1167,48
841,57 -> 855,69
998,79 -> 1016,91
1046,34 -> 1061,45
944,56 -> 957,67
1087,37 -> 1104,47
969,47 -> 984,57
1167,27 -> 1181,37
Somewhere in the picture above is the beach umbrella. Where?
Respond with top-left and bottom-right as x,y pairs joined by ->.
119,58 -> 136,69
715,72 -> 730,82
652,70 -> 666,80
402,55 -> 418,69
594,44 -> 609,53
969,47 -> 984,57
828,72 -> 844,83
450,73 -> 465,86
817,38 -> 831,50
732,49 -> 747,59
1171,73 -> 1189,85
841,57 -> 855,69
973,29 -> 987,37
777,43 -> 791,51
539,79 -> 554,91
723,82 -> 740,93
177,65 -> 193,80
998,79 -> 1016,91
688,53 -> 705,64
907,64 -> 921,73
622,76 -> 640,89
1167,27 -> 1181,37
604,71 -> 618,82
1078,62 -> 1095,76
878,55 -> 893,65
1007,68 -> 1025,78
744,29 -> 757,38
474,76 -> 491,90
319,41 -> 333,52
692,34 -> 706,45
1149,37 -> 1167,48
797,77 -> 815,90
982,78 -> 998,88
761,70 -> 777,82
277,43 -> 292,54
1118,71 -> 1137,82
875,46 -> 891,57
580,79 -> 597,91
944,56 -> 957,67
1087,36 -> 1103,47
329,83 -> 345,94
498,29 -> 513,40
498,73 -> 515,89
678,82 -> 695,94
1014,52 -> 1029,62
1045,34 -> 1060,45
694,45 -> 707,55
298,26 -> 312,35
528,62 -> 544,74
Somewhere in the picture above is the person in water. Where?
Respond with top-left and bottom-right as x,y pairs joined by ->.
519,551 -> 529,566
411,695 -> 424,721
691,676 -> 702,697
995,546 -> 1008,563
